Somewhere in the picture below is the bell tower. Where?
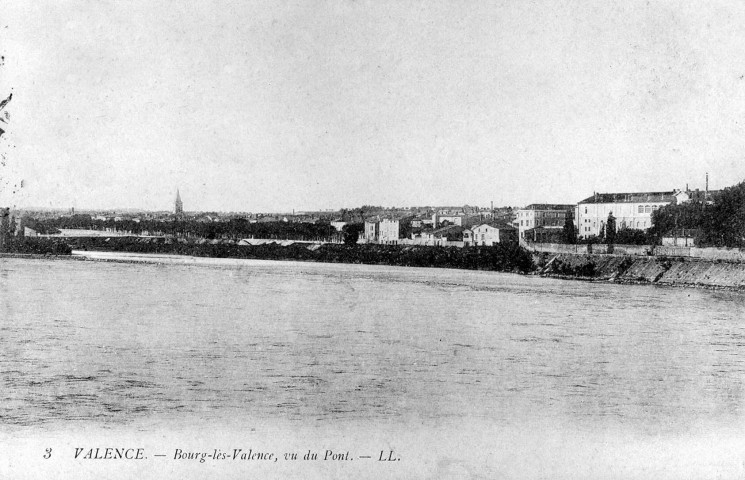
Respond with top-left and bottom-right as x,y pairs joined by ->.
175,189 -> 183,215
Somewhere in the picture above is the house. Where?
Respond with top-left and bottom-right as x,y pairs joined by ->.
463,228 -> 473,246
673,188 -> 720,205
432,213 -> 465,227
363,218 -> 379,243
363,216 -> 403,244
431,225 -> 464,246
470,222 -> 517,246
378,218 -> 400,244
432,212 -> 483,228
330,221 -> 347,232
515,204 -> 574,243
576,191 -> 675,239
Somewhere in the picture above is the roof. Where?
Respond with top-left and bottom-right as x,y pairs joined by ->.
472,221 -> 516,230
680,189 -> 721,202
523,226 -> 564,232
365,214 -> 411,222
522,204 -> 574,211
578,191 -> 676,204
431,225 -> 464,236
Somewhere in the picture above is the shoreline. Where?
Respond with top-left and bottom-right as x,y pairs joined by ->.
3,248 -> 745,291
535,253 -> 745,291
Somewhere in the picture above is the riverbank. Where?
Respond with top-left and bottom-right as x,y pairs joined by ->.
536,253 -> 745,290
52,236 -> 535,273
7,237 -> 745,290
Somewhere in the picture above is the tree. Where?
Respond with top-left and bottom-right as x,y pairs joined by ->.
649,201 -> 704,244
614,227 -> 649,245
562,209 -> 577,244
342,223 -> 364,245
698,183 -> 745,247
606,212 -> 616,245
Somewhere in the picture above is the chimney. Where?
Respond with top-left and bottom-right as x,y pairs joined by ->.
705,172 -> 709,201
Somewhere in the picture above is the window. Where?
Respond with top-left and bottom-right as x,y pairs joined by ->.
644,205 -> 651,213
638,205 -> 644,213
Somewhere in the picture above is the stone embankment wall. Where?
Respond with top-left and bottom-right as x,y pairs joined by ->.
527,242 -> 745,262
538,253 -> 745,289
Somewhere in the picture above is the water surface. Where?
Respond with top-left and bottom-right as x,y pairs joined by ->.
2,255 -> 745,478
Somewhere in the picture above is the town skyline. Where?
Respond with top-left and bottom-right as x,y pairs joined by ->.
3,2 -> 745,212
9,177 -> 721,215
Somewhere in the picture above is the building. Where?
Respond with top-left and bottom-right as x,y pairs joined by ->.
576,191 -> 675,239
522,226 -> 565,244
330,221 -> 347,232
174,189 -> 183,216
674,188 -> 720,205
515,204 -> 574,243
378,218 -> 400,244
462,228 -> 472,246
470,222 -> 517,246
0,208 -> 9,251
432,212 -> 484,228
662,229 -> 697,247
363,218 -> 380,243
431,225 -> 464,246
432,213 -> 465,227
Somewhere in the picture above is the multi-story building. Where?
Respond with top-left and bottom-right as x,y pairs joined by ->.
378,218 -> 400,244
363,217 -> 402,244
515,204 -> 574,243
576,191 -> 675,239
363,218 -> 379,243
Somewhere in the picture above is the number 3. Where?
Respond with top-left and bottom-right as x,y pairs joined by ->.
43,448 -> 52,459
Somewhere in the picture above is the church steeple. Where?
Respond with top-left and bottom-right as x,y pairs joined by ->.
174,189 -> 183,215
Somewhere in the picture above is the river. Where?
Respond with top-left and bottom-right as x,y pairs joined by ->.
2,253 -> 745,479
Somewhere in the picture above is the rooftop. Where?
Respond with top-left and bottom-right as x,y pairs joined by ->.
578,191 -> 676,204
522,204 -> 575,211
471,221 -> 516,230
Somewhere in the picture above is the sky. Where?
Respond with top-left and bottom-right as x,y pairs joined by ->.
2,0 -> 745,212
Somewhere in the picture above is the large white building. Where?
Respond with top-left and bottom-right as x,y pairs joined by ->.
378,218 -> 400,244
575,191 -> 675,239
363,217 -> 402,244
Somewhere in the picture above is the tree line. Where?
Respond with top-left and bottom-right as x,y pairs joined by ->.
33,215 -> 342,242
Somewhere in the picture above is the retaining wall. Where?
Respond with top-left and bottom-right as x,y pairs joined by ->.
527,242 -> 745,263
540,253 -> 745,289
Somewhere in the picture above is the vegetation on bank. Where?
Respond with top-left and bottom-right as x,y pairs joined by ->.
64,237 -> 535,273
39,215 -> 341,242
1,238 -> 73,255
649,181 -> 745,247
